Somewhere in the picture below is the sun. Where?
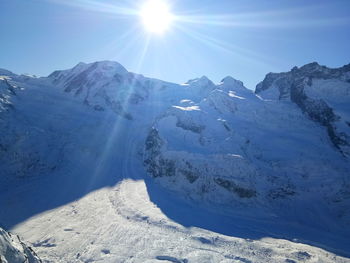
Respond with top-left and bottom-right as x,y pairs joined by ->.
140,0 -> 174,34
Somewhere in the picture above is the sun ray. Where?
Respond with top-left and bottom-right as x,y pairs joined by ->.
174,24 -> 277,69
48,0 -> 137,16
175,4 -> 350,29
92,36 -> 152,174
98,25 -> 141,60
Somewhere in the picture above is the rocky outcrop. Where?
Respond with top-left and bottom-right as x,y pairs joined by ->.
0,227 -> 41,263
0,78 -> 17,112
143,128 -> 176,178
214,177 -> 256,198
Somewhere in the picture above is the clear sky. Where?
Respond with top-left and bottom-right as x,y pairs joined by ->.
1,0 -> 350,89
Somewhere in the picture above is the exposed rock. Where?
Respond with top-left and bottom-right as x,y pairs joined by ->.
268,186 -> 296,200
214,178 -> 256,198
144,128 -> 176,178
0,227 -> 42,263
179,169 -> 199,183
176,118 -> 205,134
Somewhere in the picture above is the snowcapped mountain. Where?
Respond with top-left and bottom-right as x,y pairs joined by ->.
256,62 -> 350,156
0,61 -> 349,262
144,64 -> 350,222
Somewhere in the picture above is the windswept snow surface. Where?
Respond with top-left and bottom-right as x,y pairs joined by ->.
0,62 -> 349,262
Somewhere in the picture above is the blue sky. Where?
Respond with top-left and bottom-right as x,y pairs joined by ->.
1,0 -> 350,89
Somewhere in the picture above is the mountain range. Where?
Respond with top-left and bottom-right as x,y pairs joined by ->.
0,61 -> 349,262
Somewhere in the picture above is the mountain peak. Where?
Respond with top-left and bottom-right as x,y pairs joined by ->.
0,68 -> 16,77
298,62 -> 323,73
78,60 -> 128,75
186,75 -> 212,85
219,76 -> 246,92
75,62 -> 87,67
48,60 -> 129,85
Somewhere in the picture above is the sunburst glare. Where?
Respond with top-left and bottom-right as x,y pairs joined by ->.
139,0 -> 174,34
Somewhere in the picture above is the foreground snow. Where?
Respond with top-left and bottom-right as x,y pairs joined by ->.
13,179 -> 349,263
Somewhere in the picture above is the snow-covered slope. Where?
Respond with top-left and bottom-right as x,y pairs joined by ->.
0,61 -> 349,262
0,227 -> 41,263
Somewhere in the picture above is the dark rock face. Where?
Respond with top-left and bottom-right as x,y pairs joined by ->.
179,169 -> 199,183
179,162 -> 199,183
255,72 -> 290,94
268,186 -> 296,200
143,128 -> 176,178
214,178 -> 256,198
176,118 -> 205,134
290,78 -> 347,151
255,62 -> 350,155
144,157 -> 176,178
145,128 -> 163,153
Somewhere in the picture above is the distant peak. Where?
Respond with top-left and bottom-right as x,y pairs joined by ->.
68,60 -> 128,76
221,76 -> 244,87
48,60 -> 129,83
299,62 -> 321,71
186,75 -> 214,86
306,62 -> 320,67
92,60 -> 123,66
0,68 -> 16,77
76,62 -> 87,66
71,62 -> 87,71
221,76 -> 234,82
92,60 -> 128,74
199,75 -> 210,81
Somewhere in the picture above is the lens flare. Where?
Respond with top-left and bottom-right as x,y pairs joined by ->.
140,0 -> 174,34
